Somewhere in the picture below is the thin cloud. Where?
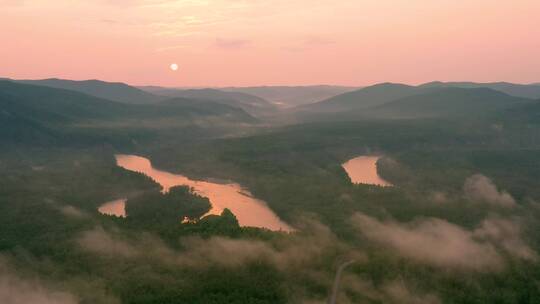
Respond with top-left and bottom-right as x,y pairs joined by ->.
0,258 -> 78,304
463,174 -> 516,208
351,212 -> 503,271
474,216 -> 538,261
77,226 -> 139,258
59,205 -> 88,219
351,212 -> 537,272
76,218 -> 356,272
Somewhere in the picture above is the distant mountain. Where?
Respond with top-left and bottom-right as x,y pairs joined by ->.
365,87 -> 532,119
139,87 -> 276,116
297,83 -> 424,113
154,97 -> 257,123
13,78 -> 162,104
293,84 -> 536,122
0,80 -> 128,143
0,81 -> 256,144
221,85 -> 358,107
495,97 -> 540,124
0,80 -> 127,123
420,81 -> 540,99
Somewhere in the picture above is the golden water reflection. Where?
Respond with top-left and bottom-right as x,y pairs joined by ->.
113,154 -> 293,231
342,156 -> 392,187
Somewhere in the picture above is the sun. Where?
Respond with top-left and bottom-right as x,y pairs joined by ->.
170,63 -> 178,71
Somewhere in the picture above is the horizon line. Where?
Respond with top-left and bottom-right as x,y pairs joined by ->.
2,76 -> 540,89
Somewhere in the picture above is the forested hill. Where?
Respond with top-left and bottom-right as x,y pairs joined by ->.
0,80 -> 257,145
364,87 -> 532,119
12,78 -> 163,104
293,82 -> 538,122
222,85 -> 358,107
139,86 -> 276,116
296,83 -> 422,112
420,81 -> 540,99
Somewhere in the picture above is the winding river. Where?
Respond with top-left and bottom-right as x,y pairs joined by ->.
99,155 -> 292,232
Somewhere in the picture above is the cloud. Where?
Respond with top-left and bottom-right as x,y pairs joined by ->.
76,220 -> 464,303
351,212 -> 537,271
174,236 -> 273,267
429,191 -> 449,204
463,174 -> 516,208
77,226 -> 139,258
0,258 -> 78,304
76,219 -> 358,272
59,205 -> 88,219
351,212 -> 503,271
474,217 -> 537,261
75,220 -> 367,304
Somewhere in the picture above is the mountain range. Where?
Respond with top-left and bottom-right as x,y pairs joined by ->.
295,82 -> 540,121
3,77 -> 540,127
14,78 -> 162,104
420,81 -> 540,99
221,85 -> 358,107
138,86 -> 276,116
0,80 -> 256,144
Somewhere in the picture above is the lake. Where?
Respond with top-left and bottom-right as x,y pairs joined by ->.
98,198 -> 127,218
100,154 -> 293,232
342,156 -> 392,186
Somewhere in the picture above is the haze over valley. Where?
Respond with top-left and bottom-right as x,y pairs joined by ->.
1,1 -> 540,304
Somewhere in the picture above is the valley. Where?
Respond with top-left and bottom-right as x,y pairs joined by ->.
1,78 -> 540,304
3,3 -> 539,302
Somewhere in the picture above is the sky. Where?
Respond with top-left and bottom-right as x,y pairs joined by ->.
1,0 -> 540,87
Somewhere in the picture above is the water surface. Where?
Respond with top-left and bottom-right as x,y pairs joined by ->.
342,156 -> 392,186
113,154 -> 293,231
98,198 -> 127,217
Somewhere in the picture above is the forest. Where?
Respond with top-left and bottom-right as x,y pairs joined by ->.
1,79 -> 540,303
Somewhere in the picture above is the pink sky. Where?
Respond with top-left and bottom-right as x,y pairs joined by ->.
1,0 -> 539,87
